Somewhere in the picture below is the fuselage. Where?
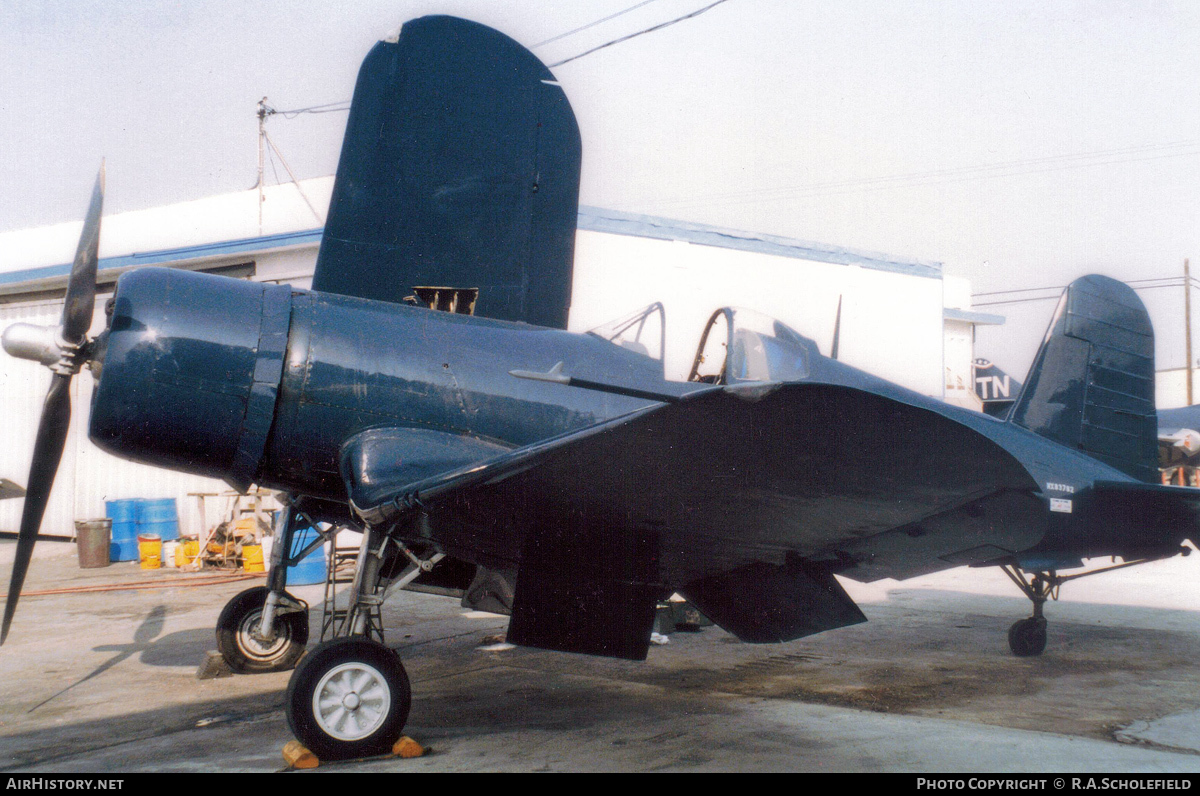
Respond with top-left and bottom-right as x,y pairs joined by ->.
90,267 -> 686,498
89,266 -> 1181,577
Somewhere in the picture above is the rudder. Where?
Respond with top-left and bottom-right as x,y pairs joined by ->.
1009,274 -> 1158,481
312,16 -> 581,329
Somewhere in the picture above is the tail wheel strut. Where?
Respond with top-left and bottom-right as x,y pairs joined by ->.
999,548 -> 1190,657
1000,566 -> 1054,657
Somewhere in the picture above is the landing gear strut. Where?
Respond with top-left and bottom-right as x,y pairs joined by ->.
216,586 -> 309,673
999,548 -> 1191,657
240,502 -> 442,761
216,498 -> 450,759
1000,567 -> 1056,657
214,501 -> 329,674
281,519 -> 442,759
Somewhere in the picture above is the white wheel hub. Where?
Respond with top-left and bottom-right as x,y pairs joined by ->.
313,661 -> 392,741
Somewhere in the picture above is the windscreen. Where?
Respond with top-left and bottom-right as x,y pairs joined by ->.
586,303 -> 665,362
725,308 -> 812,383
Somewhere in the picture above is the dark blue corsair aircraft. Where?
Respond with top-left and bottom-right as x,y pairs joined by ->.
3,16 -> 1199,760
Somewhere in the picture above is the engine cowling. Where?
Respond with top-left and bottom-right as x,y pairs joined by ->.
89,267 -> 291,491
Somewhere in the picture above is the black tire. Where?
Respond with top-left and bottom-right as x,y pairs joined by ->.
285,637 -> 411,761
216,587 -> 309,673
1008,617 -> 1047,657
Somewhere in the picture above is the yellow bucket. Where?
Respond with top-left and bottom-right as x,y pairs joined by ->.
137,533 -> 162,570
242,543 -> 265,572
177,537 -> 199,567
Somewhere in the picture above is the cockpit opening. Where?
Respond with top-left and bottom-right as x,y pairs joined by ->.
689,308 -> 814,384
589,304 -> 818,386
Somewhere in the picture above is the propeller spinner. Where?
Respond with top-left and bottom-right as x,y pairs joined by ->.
1,165 -> 105,644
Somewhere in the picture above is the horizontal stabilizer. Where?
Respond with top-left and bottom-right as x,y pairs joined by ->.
1081,480 -> 1200,555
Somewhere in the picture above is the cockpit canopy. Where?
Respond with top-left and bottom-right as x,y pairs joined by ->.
689,307 -> 815,384
585,302 -> 665,361
589,304 -> 818,385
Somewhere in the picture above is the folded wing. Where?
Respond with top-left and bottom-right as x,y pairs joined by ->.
346,383 -> 1042,658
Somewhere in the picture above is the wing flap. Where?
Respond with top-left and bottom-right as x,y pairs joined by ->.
680,560 -> 866,643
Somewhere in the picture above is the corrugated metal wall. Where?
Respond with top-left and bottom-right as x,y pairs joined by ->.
0,296 -> 235,538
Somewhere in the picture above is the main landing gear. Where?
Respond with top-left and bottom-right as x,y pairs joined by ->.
286,637 -> 412,760
216,586 -> 309,673
216,500 -> 442,760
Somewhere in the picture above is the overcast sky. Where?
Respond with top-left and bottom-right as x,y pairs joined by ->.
2,0 -> 1198,377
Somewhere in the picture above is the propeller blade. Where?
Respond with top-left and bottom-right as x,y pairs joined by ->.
2,164 -> 104,645
61,163 -> 105,344
1,375 -> 72,644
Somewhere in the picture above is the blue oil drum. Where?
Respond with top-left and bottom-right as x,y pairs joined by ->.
287,525 -> 328,586
105,499 -> 140,562
135,498 -> 180,542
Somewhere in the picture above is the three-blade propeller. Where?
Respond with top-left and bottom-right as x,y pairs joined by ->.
1,165 -> 105,644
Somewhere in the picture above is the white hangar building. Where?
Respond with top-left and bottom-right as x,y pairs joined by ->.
0,177 -> 1002,538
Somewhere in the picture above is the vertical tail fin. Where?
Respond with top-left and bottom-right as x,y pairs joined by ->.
1009,275 -> 1158,481
312,16 -> 581,329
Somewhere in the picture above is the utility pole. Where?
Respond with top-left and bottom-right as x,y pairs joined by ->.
1187,258 -> 1194,405
257,97 -> 272,235
253,96 -> 322,232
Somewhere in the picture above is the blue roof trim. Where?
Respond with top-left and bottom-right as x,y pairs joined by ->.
1,207 -> 943,287
0,228 -> 324,286
944,307 -> 1006,326
576,206 -> 943,279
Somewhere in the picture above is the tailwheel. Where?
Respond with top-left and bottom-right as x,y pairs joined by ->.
1007,616 -> 1047,657
999,565 -> 1057,658
285,637 -> 411,761
998,549 -> 1190,657
216,586 -> 309,673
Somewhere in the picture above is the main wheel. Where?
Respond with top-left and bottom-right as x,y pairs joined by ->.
1007,617 -> 1047,657
216,587 -> 309,673
286,637 -> 411,760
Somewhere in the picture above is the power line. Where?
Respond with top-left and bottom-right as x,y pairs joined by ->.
266,100 -> 352,118
646,140 -> 1200,212
973,276 -> 1200,298
974,279 -> 1200,308
264,2 -> 731,119
653,140 -> 1199,208
550,0 -> 733,68
261,128 -> 326,224
533,0 -> 662,48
